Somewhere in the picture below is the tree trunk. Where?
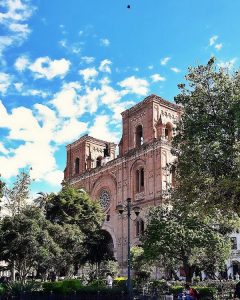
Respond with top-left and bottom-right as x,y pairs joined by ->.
183,260 -> 195,283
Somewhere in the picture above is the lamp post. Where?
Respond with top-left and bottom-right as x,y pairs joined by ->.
116,198 -> 141,299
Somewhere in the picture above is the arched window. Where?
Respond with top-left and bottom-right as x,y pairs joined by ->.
96,156 -> 102,167
75,157 -> 80,175
136,219 -> 145,236
165,122 -> 173,140
136,167 -> 144,193
104,144 -> 109,157
135,125 -> 143,147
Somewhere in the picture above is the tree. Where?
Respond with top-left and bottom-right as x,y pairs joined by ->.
0,206 -> 59,282
0,176 -> 5,199
141,205 -> 231,283
45,185 -> 104,236
2,172 -> 31,216
38,185 -> 110,268
172,58 -> 240,215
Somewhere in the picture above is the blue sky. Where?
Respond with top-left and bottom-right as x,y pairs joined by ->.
0,0 -> 239,195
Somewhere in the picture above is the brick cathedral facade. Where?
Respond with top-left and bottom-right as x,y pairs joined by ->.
64,94 -> 180,269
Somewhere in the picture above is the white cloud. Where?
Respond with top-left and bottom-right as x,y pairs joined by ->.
170,67 -> 181,73
54,118 -> 88,144
151,74 -> 166,82
99,59 -> 112,73
118,76 -> 149,95
0,142 -> 8,155
160,57 -> 171,65
0,72 -> 11,94
148,65 -> 153,70
215,43 -> 223,51
14,82 -> 23,91
217,58 -> 237,70
24,89 -> 49,98
9,22 -> 30,38
50,82 -> 82,118
14,55 -> 30,71
100,38 -> 110,47
209,35 -> 218,46
81,56 -> 95,64
29,56 -> 71,80
89,115 -> 117,143
0,0 -> 34,56
79,67 -> 98,82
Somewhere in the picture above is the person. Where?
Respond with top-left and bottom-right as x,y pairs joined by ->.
234,281 -> 240,299
106,274 -> 113,288
178,284 -> 199,300
236,273 -> 240,281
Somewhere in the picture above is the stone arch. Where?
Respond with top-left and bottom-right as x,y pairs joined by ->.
135,124 -> 143,147
91,173 -> 117,211
102,223 -> 117,259
130,159 -> 146,200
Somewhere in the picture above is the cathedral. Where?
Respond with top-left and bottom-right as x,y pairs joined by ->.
64,94 -> 181,270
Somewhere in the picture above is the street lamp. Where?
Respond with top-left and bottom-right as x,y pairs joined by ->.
116,197 -> 141,299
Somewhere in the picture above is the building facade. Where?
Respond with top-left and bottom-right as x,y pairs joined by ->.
64,94 -> 180,271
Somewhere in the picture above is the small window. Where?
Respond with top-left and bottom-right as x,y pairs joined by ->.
136,125 -> 143,147
231,237 -> 237,250
75,157 -> 80,175
96,156 -> 102,167
136,168 -> 144,193
140,168 -> 144,191
136,219 -> 145,236
165,123 -> 173,140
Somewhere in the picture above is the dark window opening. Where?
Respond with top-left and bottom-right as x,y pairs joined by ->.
104,144 -> 110,157
136,125 -> 143,147
106,214 -> 110,222
136,168 -> 144,193
165,128 -> 169,138
136,170 -> 140,192
136,219 -> 145,236
75,157 -> 80,175
96,156 -> 102,167
140,168 -> 144,191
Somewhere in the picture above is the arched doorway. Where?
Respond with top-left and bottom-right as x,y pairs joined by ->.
84,230 -> 115,264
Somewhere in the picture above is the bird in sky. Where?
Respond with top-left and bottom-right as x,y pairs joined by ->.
127,5 -> 131,9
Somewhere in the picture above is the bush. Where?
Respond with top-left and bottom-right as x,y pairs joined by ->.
0,284 -> 5,295
113,277 -> 127,290
148,280 -> 171,295
42,279 -> 82,294
89,279 -> 106,287
6,281 -> 41,296
170,285 -> 217,299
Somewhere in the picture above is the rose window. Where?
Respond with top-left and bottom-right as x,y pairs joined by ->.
99,190 -> 110,210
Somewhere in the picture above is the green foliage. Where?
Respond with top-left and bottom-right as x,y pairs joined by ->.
89,279 -> 105,287
0,177 -> 5,199
147,280 -> 171,295
113,277 -> 127,290
141,205 -> 231,282
0,206 -> 60,281
3,171 -> 31,216
43,279 -> 82,294
173,57 -> 240,215
131,246 -> 152,283
6,281 -> 41,295
42,280 -> 123,295
45,185 -> 104,234
0,284 -> 5,295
